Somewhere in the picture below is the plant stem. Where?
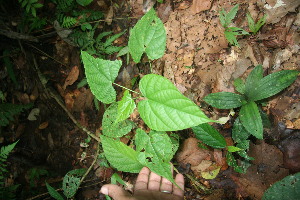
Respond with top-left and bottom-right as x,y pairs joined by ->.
113,82 -> 140,95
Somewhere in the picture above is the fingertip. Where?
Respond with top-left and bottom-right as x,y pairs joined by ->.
173,173 -> 185,197
100,184 -> 131,199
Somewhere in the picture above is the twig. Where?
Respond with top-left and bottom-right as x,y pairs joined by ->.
80,142 -> 101,184
113,82 -> 140,95
28,44 -> 68,68
0,29 -> 38,42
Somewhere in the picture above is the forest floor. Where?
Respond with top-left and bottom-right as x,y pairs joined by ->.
0,0 -> 300,199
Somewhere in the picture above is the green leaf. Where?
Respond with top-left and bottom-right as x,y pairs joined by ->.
63,169 -> 86,198
232,117 -> 250,143
245,65 -> 263,100
226,152 -> 249,173
249,70 -> 299,101
81,51 -> 122,104
234,78 -> 245,94
246,13 -> 255,33
239,102 -> 263,139
192,123 -> 226,148
115,90 -> 136,123
224,27 -> 249,47
128,8 -> 166,63
228,27 -> 249,36
117,46 -> 129,57
135,129 -> 179,186
254,15 -> 267,34
204,92 -> 245,109
227,146 -> 241,152
111,173 -> 126,186
76,0 -> 93,6
135,129 -> 177,162
225,4 -> 239,27
262,172 -> 300,200
219,4 -> 239,28
224,30 -> 239,47
101,135 -> 143,173
45,182 -> 64,200
102,103 -> 134,138
247,13 -> 266,34
138,74 -> 214,131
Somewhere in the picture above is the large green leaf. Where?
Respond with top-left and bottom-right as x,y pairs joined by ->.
81,51 -> 122,104
262,172 -> 300,200
102,103 -> 134,138
115,90 -> 136,123
128,8 -> 166,63
101,135 -> 143,173
192,123 -> 226,148
239,101 -> 263,139
204,92 -> 245,109
245,65 -> 263,99
135,129 -> 178,185
138,74 -> 213,131
250,70 -> 299,101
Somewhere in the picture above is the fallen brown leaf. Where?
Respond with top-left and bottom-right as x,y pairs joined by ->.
63,66 -> 79,90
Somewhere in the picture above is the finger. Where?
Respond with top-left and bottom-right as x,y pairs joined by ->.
135,167 -> 150,191
148,171 -> 161,191
160,177 -> 173,193
100,184 -> 132,199
173,173 -> 185,197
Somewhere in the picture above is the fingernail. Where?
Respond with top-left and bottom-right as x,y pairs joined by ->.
100,187 -> 108,195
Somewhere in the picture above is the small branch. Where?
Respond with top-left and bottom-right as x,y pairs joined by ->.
80,143 -> 101,184
113,82 -> 140,95
0,29 -> 38,42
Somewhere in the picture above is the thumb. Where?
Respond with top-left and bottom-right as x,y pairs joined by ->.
100,184 -> 132,199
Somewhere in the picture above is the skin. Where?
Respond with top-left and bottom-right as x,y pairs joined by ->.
100,167 -> 185,200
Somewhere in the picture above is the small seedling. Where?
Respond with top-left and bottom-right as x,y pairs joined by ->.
219,4 -> 249,47
246,13 -> 267,34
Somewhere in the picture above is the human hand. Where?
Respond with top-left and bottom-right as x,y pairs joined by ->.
100,167 -> 185,200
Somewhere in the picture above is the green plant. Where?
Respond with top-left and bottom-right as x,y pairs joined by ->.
0,141 -> 19,200
54,0 -> 103,30
246,13 -> 267,34
81,46 -> 214,184
204,65 -> 299,172
262,172 -> 300,200
0,103 -> 32,127
219,4 -> 249,47
18,0 -> 43,17
46,168 -> 87,200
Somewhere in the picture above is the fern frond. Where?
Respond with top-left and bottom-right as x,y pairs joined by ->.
70,30 -> 93,47
72,10 -> 104,21
0,141 -> 18,189
103,46 -> 123,55
56,0 -> 74,11
62,16 -> 78,28
96,31 -> 112,42
103,31 -> 125,47
0,103 -> 32,127
0,141 -> 18,163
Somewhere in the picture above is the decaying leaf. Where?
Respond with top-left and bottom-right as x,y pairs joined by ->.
63,66 -> 79,90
